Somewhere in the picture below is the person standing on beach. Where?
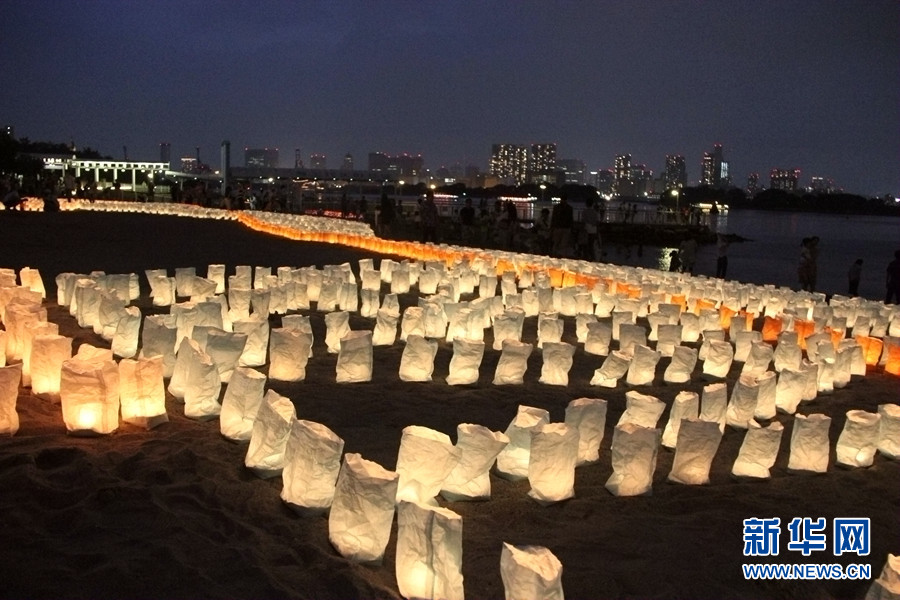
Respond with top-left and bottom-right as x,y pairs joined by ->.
420,190 -> 439,243
716,233 -> 730,278
847,258 -> 862,297
581,197 -> 600,261
798,238 -> 813,291
550,194 -> 574,257
379,191 -> 395,238
679,236 -> 698,274
886,251 -> 900,304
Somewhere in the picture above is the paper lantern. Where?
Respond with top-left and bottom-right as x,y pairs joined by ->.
625,344 -> 661,386
611,310 -> 633,341
775,367 -> 805,415
6,302 -> 47,362
493,340 -> 533,385
400,306 -> 426,342
799,359 -> 819,402
446,338 -> 484,386
788,413 -> 831,473
232,316 -> 269,367
316,278 -> 339,312
761,316 -> 783,342
725,374 -> 759,429
500,543 -> 564,600
877,404 -> 900,459
335,330 -> 374,383
60,358 -> 120,435
268,328 -> 312,382
679,312 -> 701,342
856,335 -> 884,367
175,339 -> 222,420
440,423 -> 509,501
753,371 -> 777,420
495,405 -> 550,481
0,330 -> 5,366
394,425 -> 460,506
118,356 -> 167,428
245,389 -> 297,478
732,420 -> 784,478
140,314 -> 177,377
618,390 -> 665,429
253,266 -> 271,289
537,313 -> 563,349
0,364 -> 21,436
168,338 -> 203,399
250,287 -> 272,316
525,423 -> 579,504
605,423 -> 660,496
831,346 -> 853,389
539,342 -> 575,386
318,310 -> 348,354
20,321 -> 57,387
220,367 -> 267,441
30,334 -> 72,400
106,305 -> 139,359
564,397 -> 608,465
360,288 -> 379,318
399,335 -> 439,382
281,419 -> 345,512
395,501 -> 464,600
865,554 -> 900,600
619,323 -> 648,356
836,409 -> 881,468
702,340 -> 734,378
700,382 -> 728,433
663,345 -> 697,384
662,391 -> 699,448
584,321 -> 612,356
741,342 -> 773,378
655,323 -> 681,358
174,267 -> 196,297
361,268 -> 381,292
19,266 -> 46,298
493,309 -> 525,351
421,301 -> 448,339
373,309 -> 399,346
668,419 -> 722,485
590,350 -> 631,388
204,329 -> 247,383
328,453 -> 398,564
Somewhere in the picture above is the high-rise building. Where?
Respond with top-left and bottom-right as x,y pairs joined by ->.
159,142 -> 171,167
530,143 -> 557,178
747,173 -> 760,195
309,153 -> 327,169
341,153 -> 354,172
180,157 -> 198,173
367,152 -> 424,177
294,148 -> 304,169
810,176 -> 835,193
244,147 -> 279,168
630,164 -> 653,196
557,159 -> 585,185
770,168 -> 801,191
700,144 -> 731,188
490,144 -> 529,184
594,169 -> 615,196
664,154 -> 687,189
614,154 -> 632,194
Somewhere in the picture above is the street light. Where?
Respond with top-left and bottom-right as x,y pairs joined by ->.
540,183 -> 546,203
671,188 -> 680,222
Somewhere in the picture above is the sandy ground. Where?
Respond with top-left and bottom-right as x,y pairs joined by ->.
0,210 -> 897,600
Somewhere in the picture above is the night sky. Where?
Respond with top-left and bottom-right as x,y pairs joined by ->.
3,0 -> 898,196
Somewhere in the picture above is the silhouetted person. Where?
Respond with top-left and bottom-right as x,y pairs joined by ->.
459,197 -> 475,243
716,234 -> 730,278
847,258 -> 862,297
2,183 -> 23,210
886,251 -> 900,304
421,190 -> 438,243
581,197 -> 600,261
379,191 -> 395,238
550,195 -> 574,257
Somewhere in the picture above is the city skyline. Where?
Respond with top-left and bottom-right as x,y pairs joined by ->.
2,1 -> 897,197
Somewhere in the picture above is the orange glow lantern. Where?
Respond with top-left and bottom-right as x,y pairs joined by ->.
761,316 -> 783,342
855,335 -> 884,366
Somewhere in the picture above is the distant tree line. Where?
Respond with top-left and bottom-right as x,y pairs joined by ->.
663,185 -> 899,216
0,135 -> 108,178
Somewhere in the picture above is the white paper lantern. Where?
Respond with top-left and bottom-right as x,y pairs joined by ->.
399,335 -> 439,382
564,397 -> 608,465
317,278 -> 340,312
788,413 -> 831,473
360,288 -> 379,318
605,423 -> 660,496
625,344 -> 661,386
395,425 -> 461,505
773,339 -> 802,373
774,367 -> 805,415
281,419 -> 345,512
220,367 -> 267,441
584,321 -> 612,356
618,390 -> 665,429
741,342 -> 773,378
668,419 -> 722,485
19,266 -> 46,298
395,501 -> 464,600
421,301 -> 448,339
500,543 -> 564,600
528,423 -> 579,504
877,404 -> 900,459
0,364 -> 21,436
446,338 -> 484,386
493,309 -> 525,351
118,356 -> 167,428
329,453 -> 399,564
204,329 -> 247,383
250,287 -> 272,316
865,554 -> 900,600
832,346 -> 853,389
836,410 -> 881,468
656,323 -> 682,357
537,313 -> 563,349
174,267 -> 196,297
30,334 -> 72,400
539,342 -> 575,386
373,309 -> 399,347
726,374 -> 759,429
733,330 -> 762,363
206,264 -> 226,294
440,423 -> 509,501
663,345 -> 697,384
662,391 -> 700,448
800,359 -> 819,402
334,330 -> 373,383
619,323 -> 648,356
590,350 -> 631,387
400,306 -> 426,342
493,340 -> 533,385
60,358 -> 120,435
731,420 -> 784,478
21,321 -> 58,387
495,405 -> 550,480
702,340 -> 734,378
268,328 -> 312,382
700,382 -> 728,433
698,328 -> 725,361
6,302 -> 47,362
232,316 -> 269,367
245,389 -> 297,478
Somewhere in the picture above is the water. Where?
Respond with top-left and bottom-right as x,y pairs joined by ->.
597,209 -> 900,302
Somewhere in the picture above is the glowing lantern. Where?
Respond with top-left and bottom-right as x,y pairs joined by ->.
493,309 -> 525,351
446,338 -> 484,386
19,266 -> 46,298
168,338 -> 222,420
204,329 -> 247,383
662,391 -> 700,448
700,382 -> 728,433
655,323 -> 682,358
605,423 -> 660,496
391,265 -> 411,294
753,371 -> 777,420
698,328 -> 725,361
317,278 -> 340,312
732,330 -> 761,363
788,413 -> 831,473
793,319 -> 815,350
421,301 -> 448,339
882,341 -> 900,376
174,267 -> 196,297
253,266 -> 272,289
618,390 -> 665,429
0,364 -> 21,435
30,334 -> 72,400
584,321 -> 612,356
479,274 -> 497,298
679,312 -> 701,342
220,367 -> 267,441
6,302 -> 47,362
400,306 -> 426,342
228,287 -> 251,321
500,543 -> 564,600
856,335 -> 884,366
373,309 -> 399,346
232,316 -> 269,366
664,345 -> 698,384
836,409 -> 881,468
493,340 -> 533,385
625,344 -> 661,386
395,425 -> 460,505
336,330 -> 374,383
118,356 -> 167,428
590,350 -> 631,387
395,501 -> 464,600
725,374 -> 759,429
564,397 -> 608,465
527,423 -> 578,504
539,342 -> 575,386
537,313 -> 563,348
611,310 -> 634,341
139,314 -> 177,377
741,342 -> 773,378
360,288 -> 379,318
668,419 -> 722,485
440,423 -> 509,501
319,310 -> 348,354
245,389 -> 297,478
250,288 -> 272,316
702,340 -> 734,378
361,268 -> 381,292
866,554 -> 900,600
21,321 -> 57,387
206,264 -> 226,294
281,419 -> 345,512
60,358 -> 119,435
773,338 -> 801,373
268,328 -> 312,382
731,420 -> 784,478
495,405 -> 550,480
399,335 -> 439,382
